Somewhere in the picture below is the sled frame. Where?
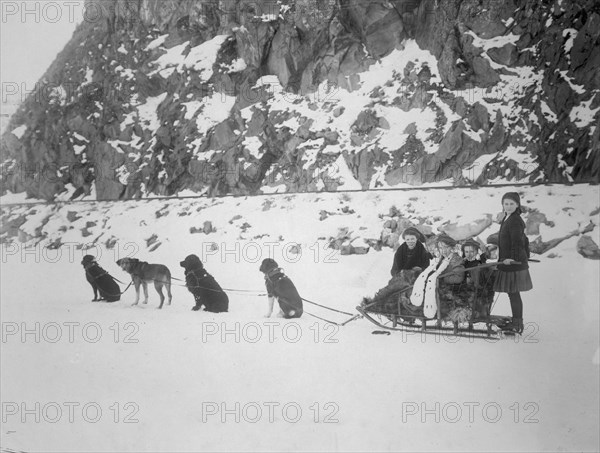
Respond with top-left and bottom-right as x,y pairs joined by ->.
357,307 -> 514,340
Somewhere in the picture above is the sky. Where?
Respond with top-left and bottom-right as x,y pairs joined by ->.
1,0 -> 84,111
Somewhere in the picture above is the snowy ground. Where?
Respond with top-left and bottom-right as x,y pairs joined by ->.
1,185 -> 599,452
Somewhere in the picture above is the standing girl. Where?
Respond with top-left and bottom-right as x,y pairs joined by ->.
493,192 -> 533,333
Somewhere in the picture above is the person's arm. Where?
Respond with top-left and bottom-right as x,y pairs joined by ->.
506,216 -> 525,263
419,244 -> 430,270
390,244 -> 404,277
443,255 -> 465,284
391,247 -> 401,276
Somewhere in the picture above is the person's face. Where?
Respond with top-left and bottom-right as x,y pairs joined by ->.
438,242 -> 452,257
503,198 -> 518,214
464,245 -> 478,261
488,247 -> 498,260
404,234 -> 418,249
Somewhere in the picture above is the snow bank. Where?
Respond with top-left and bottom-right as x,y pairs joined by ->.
1,185 -> 598,452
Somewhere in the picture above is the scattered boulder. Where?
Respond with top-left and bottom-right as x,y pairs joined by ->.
576,235 -> 600,260
329,227 -> 351,250
529,231 -> 577,255
149,242 -> 162,252
287,244 -> 302,255
525,210 -> 555,235
0,214 -> 27,237
438,215 -> 492,241
46,238 -> 62,249
351,238 -> 370,255
333,106 -> 345,118
146,234 -> 159,248
67,211 -> 81,222
190,221 -> 216,234
105,237 -> 118,249
81,221 -> 96,237
381,231 -> 400,249
383,219 -> 397,230
339,240 -> 354,255
329,227 -> 370,255
203,221 -> 216,234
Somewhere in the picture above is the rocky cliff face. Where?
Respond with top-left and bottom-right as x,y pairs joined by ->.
1,0 -> 598,201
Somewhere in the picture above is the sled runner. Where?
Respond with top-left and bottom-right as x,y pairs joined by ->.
358,262 -> 515,339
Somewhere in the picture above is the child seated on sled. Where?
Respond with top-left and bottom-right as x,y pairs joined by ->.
462,238 -> 486,286
390,227 -> 431,276
408,234 -> 465,318
436,235 -> 465,284
462,239 -> 486,268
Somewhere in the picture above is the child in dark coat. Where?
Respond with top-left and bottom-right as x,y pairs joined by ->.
493,192 -> 533,333
259,259 -> 303,319
180,254 -> 229,312
81,255 -> 120,302
391,227 -> 431,276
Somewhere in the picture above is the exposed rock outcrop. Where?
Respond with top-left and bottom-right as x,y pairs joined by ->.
1,0 -> 598,201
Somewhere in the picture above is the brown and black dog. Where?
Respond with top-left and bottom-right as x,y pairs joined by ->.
116,258 -> 172,309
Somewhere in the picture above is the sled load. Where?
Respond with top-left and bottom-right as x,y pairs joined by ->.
358,263 -> 512,339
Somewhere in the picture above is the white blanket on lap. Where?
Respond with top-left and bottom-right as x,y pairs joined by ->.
410,257 -> 451,318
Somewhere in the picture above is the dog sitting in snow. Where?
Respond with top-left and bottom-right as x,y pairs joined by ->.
259,258 -> 303,319
81,255 -> 121,302
116,257 -> 172,309
180,254 -> 229,312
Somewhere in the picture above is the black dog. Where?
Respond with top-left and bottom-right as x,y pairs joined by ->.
81,255 -> 120,302
180,254 -> 229,312
259,259 -> 303,319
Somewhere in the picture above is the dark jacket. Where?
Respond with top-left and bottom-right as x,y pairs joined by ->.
265,269 -> 303,318
184,267 -> 229,313
497,212 -> 529,272
84,263 -> 120,302
391,241 -> 431,276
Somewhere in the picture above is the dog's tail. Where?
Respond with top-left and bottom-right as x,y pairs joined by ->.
165,268 -> 172,300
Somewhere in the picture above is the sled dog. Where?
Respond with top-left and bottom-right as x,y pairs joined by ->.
116,257 -> 172,308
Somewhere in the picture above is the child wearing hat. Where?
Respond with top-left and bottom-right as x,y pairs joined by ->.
435,234 -> 465,284
259,259 -> 303,319
493,192 -> 533,333
461,238 -> 487,286
390,227 -> 431,276
462,238 -> 486,269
